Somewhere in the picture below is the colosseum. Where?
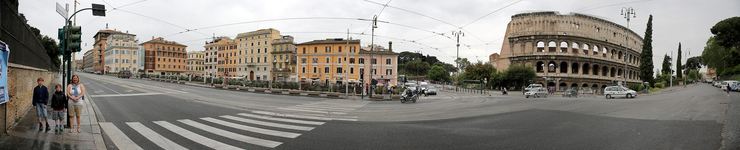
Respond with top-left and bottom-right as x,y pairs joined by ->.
492,11 -> 644,94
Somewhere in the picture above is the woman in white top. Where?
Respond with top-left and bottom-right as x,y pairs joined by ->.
67,74 -> 86,133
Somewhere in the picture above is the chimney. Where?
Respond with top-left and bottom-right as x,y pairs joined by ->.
388,41 -> 393,52
105,23 -> 109,29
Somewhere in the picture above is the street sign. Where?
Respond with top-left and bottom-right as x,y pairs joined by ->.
55,2 -> 68,19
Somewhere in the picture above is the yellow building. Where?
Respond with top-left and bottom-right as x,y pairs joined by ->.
296,38 -> 362,84
235,28 -> 281,80
204,37 -> 238,77
141,37 -> 187,75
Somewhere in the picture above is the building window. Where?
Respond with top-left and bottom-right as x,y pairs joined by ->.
350,68 -> 354,74
324,67 -> 329,73
359,58 -> 365,64
371,58 -> 377,64
313,67 -> 317,73
386,59 -> 391,65
301,58 -> 307,64
337,67 -> 342,74
326,58 -> 330,63
302,67 -> 306,73
386,69 -> 392,75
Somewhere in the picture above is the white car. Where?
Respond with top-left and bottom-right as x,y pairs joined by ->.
525,87 -> 548,98
525,84 -> 543,91
604,86 -> 637,99
721,81 -> 739,91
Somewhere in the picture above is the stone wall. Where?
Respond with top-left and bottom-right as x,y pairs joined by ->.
1,64 -> 58,134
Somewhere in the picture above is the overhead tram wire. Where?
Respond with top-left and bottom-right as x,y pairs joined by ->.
81,0 -> 148,26
280,31 -> 442,51
114,9 -> 210,37
361,0 -> 392,35
161,17 -> 454,43
575,0 -> 655,12
460,0 -> 522,28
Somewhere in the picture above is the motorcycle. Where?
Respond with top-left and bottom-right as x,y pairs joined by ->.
401,89 -> 419,103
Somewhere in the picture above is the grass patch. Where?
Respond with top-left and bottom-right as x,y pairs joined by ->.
648,87 -> 663,93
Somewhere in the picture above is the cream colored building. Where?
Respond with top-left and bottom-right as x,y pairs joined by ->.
235,28 -> 281,81
104,32 -> 139,73
271,35 -> 297,82
186,51 -> 205,77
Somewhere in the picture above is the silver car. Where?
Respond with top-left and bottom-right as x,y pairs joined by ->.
604,86 -> 637,99
525,87 -> 548,98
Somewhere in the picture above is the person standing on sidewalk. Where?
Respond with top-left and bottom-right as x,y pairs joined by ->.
50,84 -> 67,134
32,77 -> 50,132
66,75 -> 86,133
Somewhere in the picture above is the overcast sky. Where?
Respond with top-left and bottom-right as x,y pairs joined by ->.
19,0 -> 740,71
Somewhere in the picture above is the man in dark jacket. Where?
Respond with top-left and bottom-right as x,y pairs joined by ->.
32,77 -> 50,132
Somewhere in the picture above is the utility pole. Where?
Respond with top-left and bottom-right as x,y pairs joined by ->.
670,51 -> 673,87
620,7 -> 636,87
345,28 -> 350,97
368,15 -> 378,97
452,30 -> 464,92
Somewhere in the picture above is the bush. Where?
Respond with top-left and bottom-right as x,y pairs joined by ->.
655,82 -> 666,89
629,84 -> 644,91
227,79 -> 242,86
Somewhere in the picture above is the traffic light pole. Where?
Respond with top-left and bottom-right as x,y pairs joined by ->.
58,4 -> 106,129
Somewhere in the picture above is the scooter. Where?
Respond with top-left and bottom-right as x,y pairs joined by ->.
401,91 -> 418,103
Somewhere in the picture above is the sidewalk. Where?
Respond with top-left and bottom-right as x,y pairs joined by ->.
0,95 -> 105,149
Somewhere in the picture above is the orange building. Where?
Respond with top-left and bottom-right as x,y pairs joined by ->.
141,37 -> 188,75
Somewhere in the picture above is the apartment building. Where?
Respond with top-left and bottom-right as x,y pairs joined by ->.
141,37 -> 187,75
235,28 -> 281,80
103,32 -> 139,74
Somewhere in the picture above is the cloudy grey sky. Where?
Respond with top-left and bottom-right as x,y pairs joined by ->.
19,0 -> 740,71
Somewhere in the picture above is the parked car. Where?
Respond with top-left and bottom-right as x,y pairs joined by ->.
721,81 -> 739,91
525,87 -> 548,98
562,88 -> 578,98
118,70 -> 132,78
604,86 -> 637,99
714,81 -> 722,87
525,84 -> 543,91
731,82 -> 740,92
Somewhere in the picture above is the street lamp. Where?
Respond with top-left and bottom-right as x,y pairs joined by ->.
620,7 -> 636,86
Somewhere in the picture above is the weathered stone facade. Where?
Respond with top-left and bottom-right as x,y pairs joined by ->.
2,64 -> 57,134
493,11 -> 644,93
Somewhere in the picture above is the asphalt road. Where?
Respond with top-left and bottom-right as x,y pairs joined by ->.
79,73 -> 735,150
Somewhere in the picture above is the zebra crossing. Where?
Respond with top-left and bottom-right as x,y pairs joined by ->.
99,100 -> 368,149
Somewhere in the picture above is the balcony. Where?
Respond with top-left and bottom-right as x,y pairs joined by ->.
271,68 -> 292,73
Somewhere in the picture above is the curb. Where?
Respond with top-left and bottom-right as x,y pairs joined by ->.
84,93 -> 108,150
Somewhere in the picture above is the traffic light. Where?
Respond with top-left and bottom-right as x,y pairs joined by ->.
57,28 -> 65,54
65,26 -> 82,53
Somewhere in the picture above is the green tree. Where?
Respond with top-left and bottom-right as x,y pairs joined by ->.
639,15 -> 655,85
463,62 -> 496,81
710,17 -> 740,49
502,65 -> 536,90
455,58 -> 471,71
676,43 -> 683,79
28,26 -> 61,69
427,65 -> 450,82
661,54 -> 672,75
404,59 -> 430,76
684,56 -> 703,71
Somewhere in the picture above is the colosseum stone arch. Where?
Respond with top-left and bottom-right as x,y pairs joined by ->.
492,11 -> 644,94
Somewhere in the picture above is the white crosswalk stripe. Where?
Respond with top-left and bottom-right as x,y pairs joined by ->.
221,115 -> 315,131
99,122 -> 144,150
272,100 -> 368,121
126,122 -> 187,150
239,113 -> 326,125
101,110 -> 349,149
154,121 -> 241,150
201,117 -> 301,138
178,119 -> 283,148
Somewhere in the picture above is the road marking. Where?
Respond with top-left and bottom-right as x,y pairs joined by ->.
292,105 -> 356,111
252,111 -> 358,121
220,115 -> 315,131
178,119 -> 282,148
94,90 -> 104,94
92,81 -> 122,94
239,113 -> 326,125
201,117 -> 301,138
277,107 -> 348,115
91,92 -> 165,98
126,122 -> 187,150
99,122 -> 143,150
154,121 -> 240,150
